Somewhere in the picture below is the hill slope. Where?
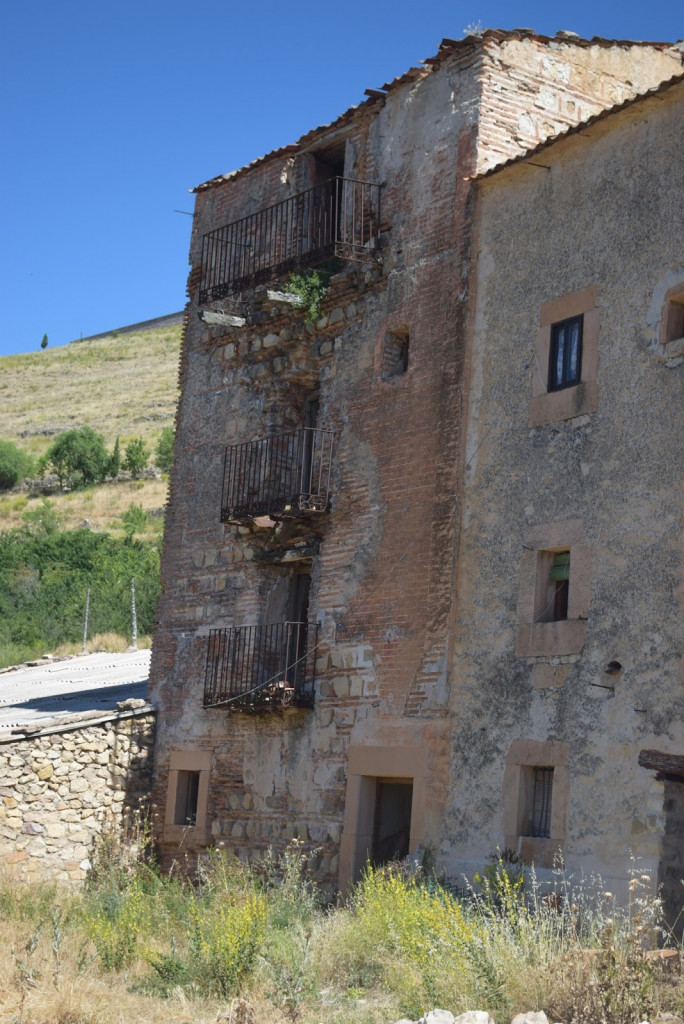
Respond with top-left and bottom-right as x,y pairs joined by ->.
0,324 -> 182,533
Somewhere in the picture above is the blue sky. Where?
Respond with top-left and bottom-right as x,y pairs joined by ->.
1,0 -> 681,356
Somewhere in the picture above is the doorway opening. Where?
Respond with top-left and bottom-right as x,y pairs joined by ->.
371,777 -> 413,866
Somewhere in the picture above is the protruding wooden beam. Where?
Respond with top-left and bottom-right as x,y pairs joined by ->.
639,749 -> 684,779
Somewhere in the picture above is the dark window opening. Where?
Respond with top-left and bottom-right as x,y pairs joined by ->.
174,770 -> 200,826
314,152 -> 345,184
535,549 -> 571,623
371,779 -> 413,865
285,572 -> 311,687
550,551 -> 570,621
549,315 -> 583,391
528,767 -> 553,838
664,295 -> 684,344
382,328 -> 410,380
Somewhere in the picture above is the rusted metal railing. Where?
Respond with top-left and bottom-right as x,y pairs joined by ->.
199,177 -> 381,301
221,427 -> 334,523
203,621 -> 317,709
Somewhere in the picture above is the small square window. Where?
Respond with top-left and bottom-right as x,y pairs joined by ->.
381,328 -> 409,380
549,316 -> 582,391
174,770 -> 200,826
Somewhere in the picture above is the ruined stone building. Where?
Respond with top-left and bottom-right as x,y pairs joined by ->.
149,29 -> 684,903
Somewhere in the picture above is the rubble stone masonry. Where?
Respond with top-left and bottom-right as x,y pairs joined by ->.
0,711 -> 155,882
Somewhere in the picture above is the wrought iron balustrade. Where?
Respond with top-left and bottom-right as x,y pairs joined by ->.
203,621 -> 317,709
199,176 -> 382,302
221,427 -> 334,523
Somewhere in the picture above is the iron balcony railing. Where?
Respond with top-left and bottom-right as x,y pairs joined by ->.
203,621 -> 317,709
199,176 -> 381,301
221,426 -> 334,523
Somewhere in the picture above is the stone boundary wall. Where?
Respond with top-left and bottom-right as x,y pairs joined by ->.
72,311 -> 184,344
0,708 -> 155,882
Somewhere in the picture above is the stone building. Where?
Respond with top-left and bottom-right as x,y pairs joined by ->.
453,73 -> 684,918
149,29 -> 683,896
0,652 -> 154,881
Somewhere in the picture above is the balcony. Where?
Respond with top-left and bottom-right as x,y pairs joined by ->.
221,427 -> 334,523
203,622 -> 317,709
199,176 -> 382,302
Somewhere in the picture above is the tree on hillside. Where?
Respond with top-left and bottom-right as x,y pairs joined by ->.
108,436 -> 121,479
40,334 -> 48,350
155,427 -> 175,474
41,427 -> 110,488
0,440 -> 33,490
121,502 -> 147,540
123,438 -> 150,479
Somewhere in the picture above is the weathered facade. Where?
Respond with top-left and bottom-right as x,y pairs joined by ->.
149,29 -> 683,896
450,74 -> 684,916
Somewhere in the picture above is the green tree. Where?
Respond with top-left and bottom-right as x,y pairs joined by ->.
108,436 -> 121,479
121,502 -> 147,540
42,427 -> 110,488
155,427 -> 175,474
123,438 -> 149,479
0,440 -> 33,490
40,333 -> 48,350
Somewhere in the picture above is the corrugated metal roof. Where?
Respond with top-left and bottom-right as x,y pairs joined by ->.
193,29 -> 678,194
0,650 -> 151,734
475,71 -> 684,182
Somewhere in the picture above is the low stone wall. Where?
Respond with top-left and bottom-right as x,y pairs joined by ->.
0,707 -> 155,882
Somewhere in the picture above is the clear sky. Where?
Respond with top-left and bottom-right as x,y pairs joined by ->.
1,0 -> 681,356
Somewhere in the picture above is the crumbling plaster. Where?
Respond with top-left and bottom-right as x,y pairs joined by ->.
150,36 -> 683,892
445,81 -> 684,892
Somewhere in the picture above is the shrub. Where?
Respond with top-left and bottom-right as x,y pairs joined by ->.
154,426 -> 175,474
108,436 -> 121,479
121,502 -> 147,539
317,865 -> 475,1017
21,498 -> 61,536
42,426 -> 110,488
0,440 -> 33,490
40,333 -> 48,349
123,438 -> 150,479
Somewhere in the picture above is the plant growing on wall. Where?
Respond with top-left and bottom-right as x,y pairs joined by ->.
287,270 -> 329,323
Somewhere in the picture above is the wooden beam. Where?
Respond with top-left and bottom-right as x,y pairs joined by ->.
639,749 -> 684,778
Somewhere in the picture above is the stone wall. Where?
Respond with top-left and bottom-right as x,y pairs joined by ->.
0,708 -> 155,882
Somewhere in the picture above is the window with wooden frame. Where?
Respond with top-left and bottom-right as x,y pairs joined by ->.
549,316 -> 582,391
503,741 -> 569,868
516,520 -> 590,659
164,750 -> 211,840
530,286 -> 599,426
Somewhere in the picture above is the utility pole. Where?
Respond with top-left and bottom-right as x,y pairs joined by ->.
82,587 -> 90,654
130,577 -> 137,651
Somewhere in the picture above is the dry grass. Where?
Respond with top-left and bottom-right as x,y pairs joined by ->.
0,478 -> 169,534
0,920 -> 225,1024
52,632 -> 152,657
0,325 -> 181,460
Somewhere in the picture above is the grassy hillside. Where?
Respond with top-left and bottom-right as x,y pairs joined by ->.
0,324 -> 182,534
